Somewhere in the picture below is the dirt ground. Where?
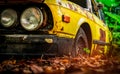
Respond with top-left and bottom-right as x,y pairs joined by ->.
0,52 -> 120,74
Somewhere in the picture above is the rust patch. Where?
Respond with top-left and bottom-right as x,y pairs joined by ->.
99,29 -> 106,42
96,29 -> 106,54
92,29 -> 106,56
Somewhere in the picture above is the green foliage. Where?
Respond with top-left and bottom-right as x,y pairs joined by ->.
104,12 -> 120,24
97,0 -> 120,46
83,48 -> 90,54
113,32 -> 120,45
97,0 -> 120,7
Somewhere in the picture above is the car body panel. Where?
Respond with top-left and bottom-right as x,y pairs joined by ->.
0,0 -> 112,56
44,0 -> 112,55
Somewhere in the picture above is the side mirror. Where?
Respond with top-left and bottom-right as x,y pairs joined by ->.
94,3 -> 103,11
97,3 -> 103,9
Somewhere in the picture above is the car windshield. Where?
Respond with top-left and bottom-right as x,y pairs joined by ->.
69,0 -> 87,8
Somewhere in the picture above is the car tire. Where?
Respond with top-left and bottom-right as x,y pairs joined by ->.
72,27 -> 89,57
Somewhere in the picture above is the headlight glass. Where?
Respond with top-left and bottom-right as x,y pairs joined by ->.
0,9 -> 17,27
21,7 -> 43,31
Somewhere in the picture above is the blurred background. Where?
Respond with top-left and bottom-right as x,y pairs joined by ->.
97,0 -> 120,47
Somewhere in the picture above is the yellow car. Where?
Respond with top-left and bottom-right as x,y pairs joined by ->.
0,0 -> 112,57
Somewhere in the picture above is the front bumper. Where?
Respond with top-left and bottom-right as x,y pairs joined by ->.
0,34 -> 74,57
0,34 -> 58,56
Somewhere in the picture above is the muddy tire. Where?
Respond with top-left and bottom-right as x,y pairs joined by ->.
72,27 -> 89,57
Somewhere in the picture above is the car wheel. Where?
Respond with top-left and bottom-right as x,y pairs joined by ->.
73,27 -> 89,57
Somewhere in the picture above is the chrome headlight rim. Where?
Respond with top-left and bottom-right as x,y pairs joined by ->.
0,9 -> 17,28
20,7 -> 43,31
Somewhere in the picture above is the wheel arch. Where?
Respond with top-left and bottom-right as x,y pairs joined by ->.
80,23 -> 92,50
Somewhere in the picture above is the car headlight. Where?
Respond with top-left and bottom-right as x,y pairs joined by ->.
21,7 -> 43,31
0,9 -> 17,27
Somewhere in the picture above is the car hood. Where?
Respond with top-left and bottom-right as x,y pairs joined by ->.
0,0 -> 44,4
